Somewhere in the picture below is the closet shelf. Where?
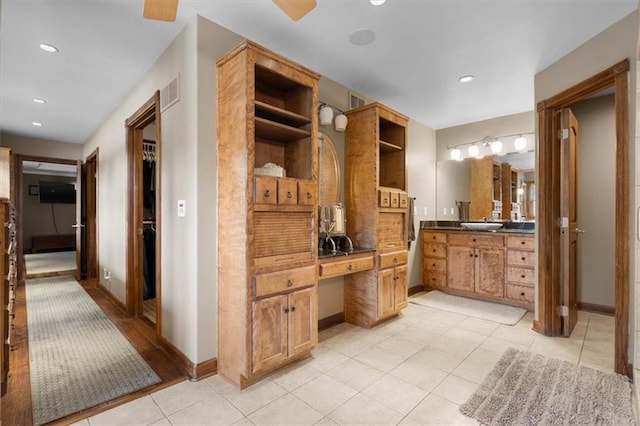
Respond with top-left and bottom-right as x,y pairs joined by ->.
255,117 -> 311,142
379,140 -> 404,153
255,101 -> 311,127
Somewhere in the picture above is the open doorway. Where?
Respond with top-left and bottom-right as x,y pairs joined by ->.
536,59 -> 630,376
126,92 -> 161,332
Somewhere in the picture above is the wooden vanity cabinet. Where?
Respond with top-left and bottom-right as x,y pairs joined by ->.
217,41 -> 320,388
448,233 -> 505,297
344,103 -> 410,328
505,235 -> 535,305
422,231 -> 447,289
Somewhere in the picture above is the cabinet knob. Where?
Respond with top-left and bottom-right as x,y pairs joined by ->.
287,279 -> 293,287
432,263 -> 436,267
393,258 -> 397,263
472,238 -> 476,242
432,249 -> 436,253
306,192 -> 312,199
290,306 -> 296,312
521,241 -> 525,245
521,257 -> 526,261
264,189 -> 270,197
469,254 -> 474,257
520,292 -> 525,296
348,264 -> 353,271
520,274 -> 526,278
287,191 -> 292,198
284,307 -> 290,313
474,254 -> 478,258
432,236 -> 436,240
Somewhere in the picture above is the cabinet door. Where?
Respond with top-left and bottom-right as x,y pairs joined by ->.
476,248 -> 505,297
253,295 -> 288,373
394,264 -> 408,311
288,287 -> 317,358
378,268 -> 395,318
447,245 -> 475,292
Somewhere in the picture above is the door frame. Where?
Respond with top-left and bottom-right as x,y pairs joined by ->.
85,149 -> 99,281
125,91 -> 162,335
535,59 -> 630,375
14,154 -> 80,284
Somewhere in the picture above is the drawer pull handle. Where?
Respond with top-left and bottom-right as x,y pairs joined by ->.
521,274 -> 526,278
520,292 -> 525,296
393,258 -> 397,263
284,307 -> 290,313
432,236 -> 436,240
469,254 -> 474,258
475,254 -> 478,258
287,191 -> 292,198
521,257 -> 526,261
521,241 -> 525,245
290,306 -> 296,312
306,192 -> 312,199
432,263 -> 436,267
432,249 -> 436,253
348,264 -> 353,271
264,190 -> 270,197
287,279 -> 293,287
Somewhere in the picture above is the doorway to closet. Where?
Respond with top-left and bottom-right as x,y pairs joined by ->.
126,92 -> 161,333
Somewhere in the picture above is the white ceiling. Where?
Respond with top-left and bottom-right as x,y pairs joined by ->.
1,0 -> 637,144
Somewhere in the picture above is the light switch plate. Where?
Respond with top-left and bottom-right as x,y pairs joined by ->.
177,200 -> 186,217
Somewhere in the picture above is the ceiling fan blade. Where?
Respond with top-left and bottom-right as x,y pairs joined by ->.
272,0 -> 317,21
143,0 -> 179,22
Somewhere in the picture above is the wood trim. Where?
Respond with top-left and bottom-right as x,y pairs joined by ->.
577,302 -> 615,315
318,312 -> 345,331
536,59 -> 630,377
194,358 -> 218,380
155,335 -> 213,380
85,149 -> 99,280
408,285 -> 424,297
98,282 -> 127,313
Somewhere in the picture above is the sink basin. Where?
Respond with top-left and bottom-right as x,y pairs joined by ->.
461,222 -> 504,231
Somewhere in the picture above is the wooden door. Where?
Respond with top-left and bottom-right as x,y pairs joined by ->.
253,295 -> 288,373
476,248 -> 505,297
447,245 -> 475,291
394,264 -> 408,310
288,288 -> 317,357
74,160 -> 83,281
378,268 -> 395,318
561,108 -> 579,337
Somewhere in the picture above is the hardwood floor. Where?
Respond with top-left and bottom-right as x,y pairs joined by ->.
1,277 -> 186,425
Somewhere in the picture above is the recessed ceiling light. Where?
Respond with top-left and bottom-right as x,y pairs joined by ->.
38,43 -> 59,53
370,0 -> 386,5
349,29 -> 376,46
459,75 -> 474,83
33,98 -> 47,104
32,122 -> 43,127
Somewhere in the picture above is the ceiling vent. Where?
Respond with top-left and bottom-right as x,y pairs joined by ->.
160,74 -> 180,112
349,92 -> 365,109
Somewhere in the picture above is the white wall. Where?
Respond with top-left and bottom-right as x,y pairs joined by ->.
571,94 -> 616,308
534,10 -> 637,361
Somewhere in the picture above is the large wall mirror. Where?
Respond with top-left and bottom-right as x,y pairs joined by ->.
436,151 -> 535,221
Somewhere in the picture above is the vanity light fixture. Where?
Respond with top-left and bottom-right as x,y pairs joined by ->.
514,135 -> 527,151
450,148 -> 461,161
491,139 -> 503,154
318,102 -> 348,132
467,144 -> 479,157
38,43 -> 59,53
459,75 -> 474,83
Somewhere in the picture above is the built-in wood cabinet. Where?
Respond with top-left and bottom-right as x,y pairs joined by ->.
501,164 -> 520,221
421,229 -> 533,309
217,41 -> 320,388
1,200 -> 16,396
470,156 -> 501,220
344,103 -> 409,327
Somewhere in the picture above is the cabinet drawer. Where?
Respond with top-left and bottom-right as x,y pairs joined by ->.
319,256 -> 374,278
424,242 -> 446,258
424,273 -> 446,288
297,181 -> 316,206
379,250 -> 408,269
449,233 -> 504,248
278,179 -> 298,205
506,266 -> 535,285
254,176 -> 277,204
506,235 -> 534,250
399,193 -> 408,209
507,250 -> 535,267
422,231 -> 447,244
254,266 -> 316,298
424,258 -> 446,273
379,190 -> 390,207
390,192 -> 399,208
506,284 -> 534,304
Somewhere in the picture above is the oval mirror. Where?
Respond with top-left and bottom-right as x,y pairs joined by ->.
318,133 -> 340,206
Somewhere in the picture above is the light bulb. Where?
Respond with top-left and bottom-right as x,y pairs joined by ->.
450,148 -> 461,161
514,136 -> 527,151
319,105 -> 333,126
491,140 -> 503,154
468,144 -> 479,157
370,0 -> 386,5
334,113 -> 348,132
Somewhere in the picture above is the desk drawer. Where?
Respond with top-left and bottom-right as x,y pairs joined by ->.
254,266 -> 315,298
379,250 -> 408,269
319,256 -> 374,278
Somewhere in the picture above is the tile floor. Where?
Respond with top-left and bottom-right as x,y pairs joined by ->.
73,299 -> 616,425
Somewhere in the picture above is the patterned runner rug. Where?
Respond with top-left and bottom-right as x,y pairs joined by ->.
460,348 -> 635,425
26,275 -> 160,425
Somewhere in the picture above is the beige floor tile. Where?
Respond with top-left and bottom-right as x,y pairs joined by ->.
406,347 -> 466,373
372,316 -> 411,335
490,323 -> 537,346
248,394 -> 323,425
389,359 -> 449,392
428,328 -> 487,358
529,335 -> 583,364
451,358 -> 494,385
466,346 -> 506,366
314,417 -> 339,425
270,363 -> 323,392
70,420 -> 90,425
292,375 -> 358,415
150,418 -> 172,425
168,393 -> 245,425
404,315 -> 454,335
476,335 -> 530,354
400,394 -> 477,425
354,336 -> 423,372
321,327 -> 389,357
456,317 -> 500,335
328,393 -> 404,425
232,419 -> 255,426
325,358 -> 385,391
89,396 -> 165,425
307,346 -> 350,372
397,325 -> 447,346
220,380 -> 287,416
427,309 -> 469,326
205,374 -> 238,393
151,379 -> 217,416
362,374 -> 428,415
432,374 -> 479,405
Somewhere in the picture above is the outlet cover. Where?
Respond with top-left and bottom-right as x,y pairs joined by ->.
177,200 -> 186,217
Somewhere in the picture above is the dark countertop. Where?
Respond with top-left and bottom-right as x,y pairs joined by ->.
420,220 -> 535,234
318,247 -> 376,260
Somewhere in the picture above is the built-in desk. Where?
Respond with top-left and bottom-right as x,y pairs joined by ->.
318,249 -> 375,280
